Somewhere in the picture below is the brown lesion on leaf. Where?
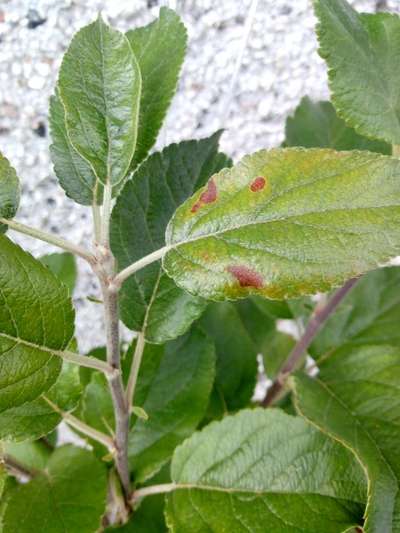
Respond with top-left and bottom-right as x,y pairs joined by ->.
226,265 -> 264,289
191,179 -> 217,213
250,176 -> 267,192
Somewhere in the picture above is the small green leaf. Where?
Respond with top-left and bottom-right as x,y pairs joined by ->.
2,441 -> 51,471
0,359 -> 82,442
40,252 -> 77,294
310,266 -> 400,360
58,16 -> 141,187
285,97 -> 390,153
292,344 -> 400,532
111,133 -> 231,343
49,89 -> 102,205
0,154 -> 20,232
128,328 -> 215,483
164,148 -> 400,301
126,7 -> 187,171
131,406 -> 148,420
0,236 -> 74,415
314,0 -> 400,145
3,446 -> 107,533
166,409 -> 366,532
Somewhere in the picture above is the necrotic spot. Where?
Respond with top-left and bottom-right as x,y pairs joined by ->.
227,265 -> 264,289
191,179 -> 217,213
250,176 -> 266,192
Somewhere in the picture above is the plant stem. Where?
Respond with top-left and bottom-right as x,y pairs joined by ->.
101,183 -> 113,247
43,396 -> 115,451
101,280 -> 131,498
126,332 -> 145,407
1,454 -> 37,480
59,349 -> 117,376
261,277 -> 359,407
0,218 -> 94,263
92,204 -> 102,243
131,483 -> 176,503
113,245 -> 172,289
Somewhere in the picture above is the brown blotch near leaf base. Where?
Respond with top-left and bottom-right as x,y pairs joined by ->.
250,176 -> 266,192
227,265 -> 264,289
191,179 -> 217,213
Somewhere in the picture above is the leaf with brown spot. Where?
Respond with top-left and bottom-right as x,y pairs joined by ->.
163,148 -> 400,301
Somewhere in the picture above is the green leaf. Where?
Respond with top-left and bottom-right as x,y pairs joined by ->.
313,0 -> 400,145
285,97 -> 390,153
3,445 -> 107,533
126,7 -> 187,170
0,235 -> 74,414
49,89 -> 102,205
310,266 -> 400,360
292,344 -> 400,532
0,154 -> 20,233
58,16 -> 141,187
166,409 -> 366,532
164,148 -> 400,301
128,328 -> 215,483
131,405 -> 148,421
0,359 -> 82,442
111,133 -> 231,343
2,440 -> 51,471
199,302 -> 261,413
40,252 -> 77,294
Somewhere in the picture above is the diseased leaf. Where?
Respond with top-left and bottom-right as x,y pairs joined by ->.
111,134 -> 231,343
310,266 -> 400,360
126,7 -> 187,170
0,235 -> 74,415
164,148 -> 400,301
40,252 -> 77,294
58,16 -> 141,187
292,344 -> 400,532
49,89 -> 102,205
166,409 -> 366,532
314,0 -> 400,145
128,328 -> 215,483
3,446 -> 107,533
285,97 -> 390,153
0,359 -> 82,442
0,154 -> 20,233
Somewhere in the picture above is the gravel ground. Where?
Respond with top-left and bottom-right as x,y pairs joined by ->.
0,0 -> 398,352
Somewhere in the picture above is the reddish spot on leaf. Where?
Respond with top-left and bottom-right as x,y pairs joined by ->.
250,176 -> 266,192
227,265 -> 264,289
191,179 -> 217,213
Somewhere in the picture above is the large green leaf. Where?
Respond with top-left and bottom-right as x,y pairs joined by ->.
199,301 -> 263,413
40,252 -> 77,294
163,148 -> 400,301
166,408 -> 366,532
310,266 -> 400,360
292,344 -> 400,532
111,134 -> 231,343
2,446 -> 107,533
0,359 -> 82,442
0,235 -> 74,413
314,0 -> 400,145
58,16 -> 141,187
49,89 -> 102,205
126,7 -> 187,170
0,154 -> 20,233
128,328 -> 215,483
285,97 -> 390,153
